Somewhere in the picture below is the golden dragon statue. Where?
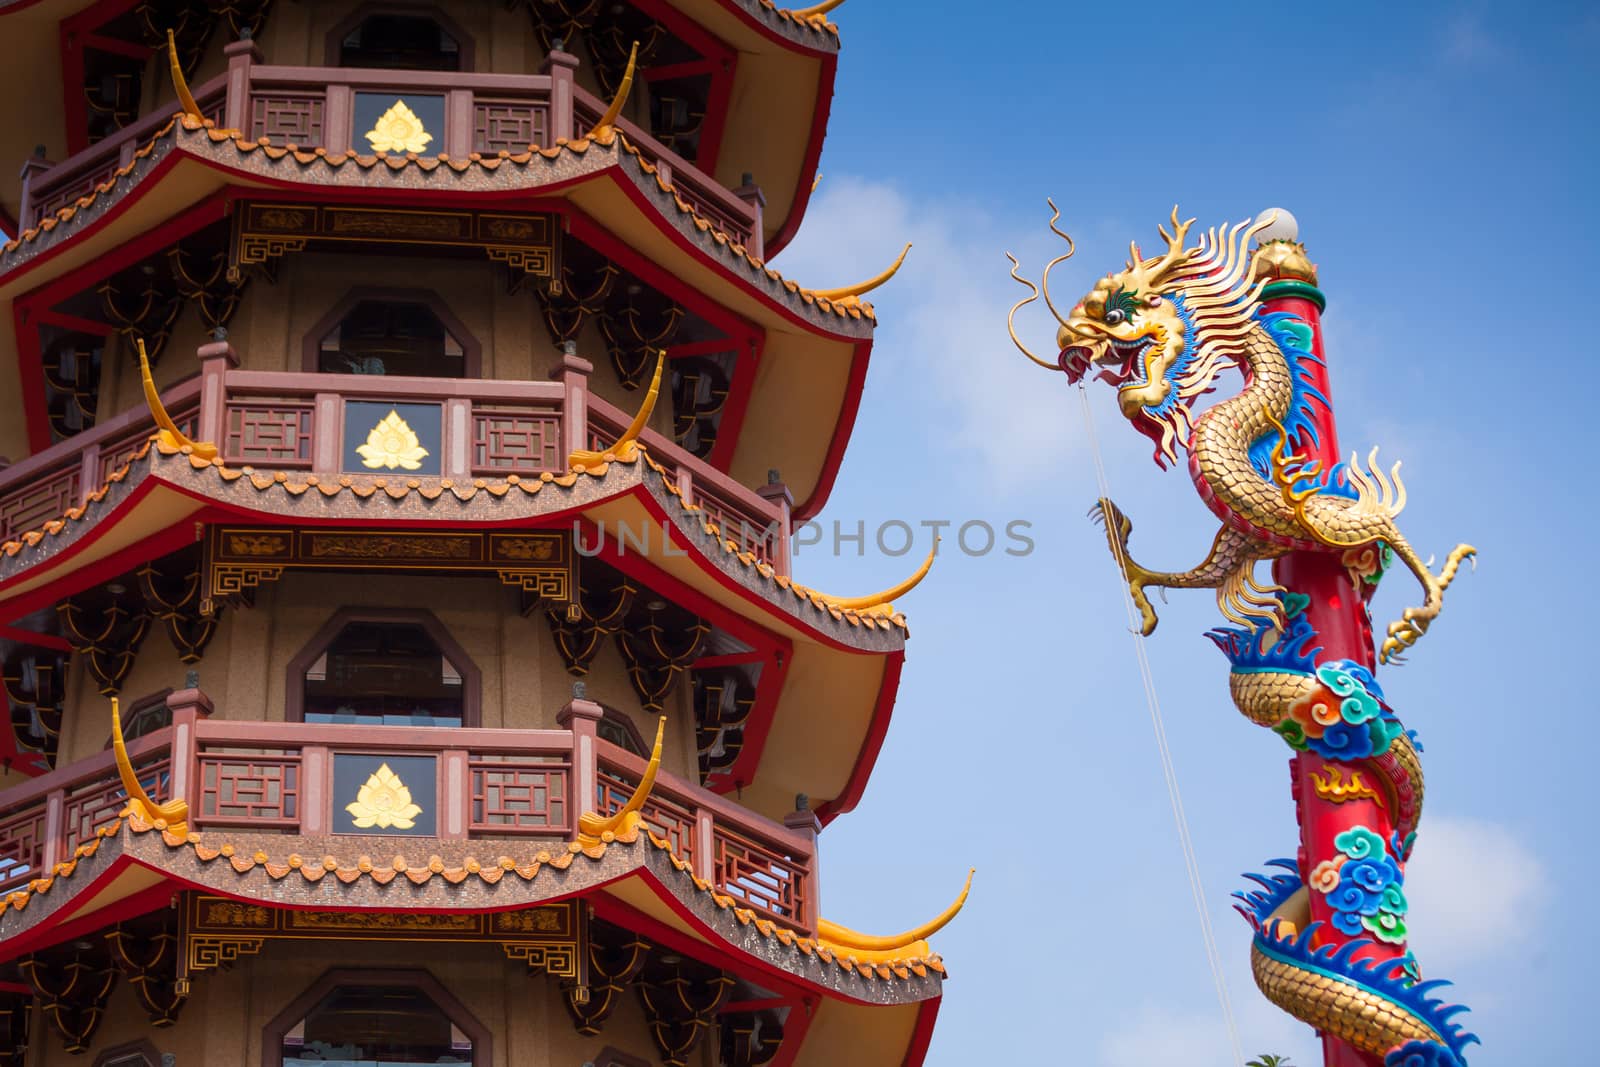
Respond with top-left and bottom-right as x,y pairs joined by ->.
1008,208 -> 1478,1065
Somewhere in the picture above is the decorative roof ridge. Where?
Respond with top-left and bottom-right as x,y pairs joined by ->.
0,438 -> 910,636
760,0 -> 844,38
640,450 -> 912,631
2,810 -> 945,983
3,117 -> 880,325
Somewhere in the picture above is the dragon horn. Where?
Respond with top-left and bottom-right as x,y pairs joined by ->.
1006,255 -> 1057,371
576,716 -> 665,843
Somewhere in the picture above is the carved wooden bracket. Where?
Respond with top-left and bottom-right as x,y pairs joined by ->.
2,646 -> 68,771
692,664 -> 756,783
636,960 -> 734,1067
617,611 -> 708,712
106,916 -> 188,1027
564,920 -> 650,1036
0,990 -> 31,1067
57,595 -> 150,697
721,1009 -> 785,1067
20,949 -> 118,1053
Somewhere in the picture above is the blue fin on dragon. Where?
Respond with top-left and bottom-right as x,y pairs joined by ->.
1007,207 -> 1478,1065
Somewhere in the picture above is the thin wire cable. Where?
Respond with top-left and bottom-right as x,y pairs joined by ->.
1076,383 -> 1246,1066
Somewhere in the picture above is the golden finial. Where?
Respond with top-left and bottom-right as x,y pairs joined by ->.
139,338 -> 218,460
791,0 -> 846,24
568,348 -> 663,470
166,30 -> 202,121
809,243 -> 911,308
1247,207 -> 1319,285
815,538 -> 937,617
812,173 -> 822,193
577,716 -> 665,845
816,868 -> 973,962
112,696 -> 189,835
590,41 -> 639,142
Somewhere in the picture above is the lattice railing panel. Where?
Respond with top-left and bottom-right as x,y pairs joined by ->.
223,401 -> 314,467
96,406 -> 197,482
0,801 -> 47,891
693,485 -> 780,567
63,756 -> 170,853
471,407 -> 562,474
197,753 -> 300,827
596,765 -> 697,865
249,93 -> 326,146
469,755 -> 568,833
32,159 -> 121,224
473,100 -> 549,154
712,826 -> 806,926
0,465 -> 80,543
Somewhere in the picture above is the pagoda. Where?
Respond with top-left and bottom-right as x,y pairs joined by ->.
0,4 -> 963,1065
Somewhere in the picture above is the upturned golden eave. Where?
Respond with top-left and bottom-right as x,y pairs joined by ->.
112,695 -> 189,835
568,347 -> 663,471
815,537 -> 937,616
577,715 -> 666,844
590,41 -> 639,141
809,242 -> 910,307
166,30 -> 202,121
816,867 -> 972,960
139,338 -> 218,460
790,0 -> 847,25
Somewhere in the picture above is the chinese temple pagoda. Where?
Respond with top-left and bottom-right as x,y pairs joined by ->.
0,3 -> 963,1065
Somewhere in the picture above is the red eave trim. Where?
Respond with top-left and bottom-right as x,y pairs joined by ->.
794,334 -> 868,520
815,648 -> 902,826
0,856 -> 172,965
902,996 -> 942,1067
763,49 -> 834,260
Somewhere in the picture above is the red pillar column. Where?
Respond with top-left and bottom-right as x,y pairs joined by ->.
1255,211 -> 1390,1067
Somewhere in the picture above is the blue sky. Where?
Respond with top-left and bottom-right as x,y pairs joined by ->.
776,3 -> 1597,1063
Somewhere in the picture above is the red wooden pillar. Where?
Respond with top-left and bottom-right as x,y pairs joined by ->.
550,343 -> 592,460
223,36 -> 261,134
196,333 -> 239,453
557,686 -> 604,831
542,45 -> 579,144
1257,217 -> 1389,1067
782,795 -> 820,935
756,471 -> 793,577
165,684 -> 214,816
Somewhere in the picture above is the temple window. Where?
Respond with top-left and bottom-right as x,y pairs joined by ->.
267,970 -> 488,1067
288,609 -> 480,727
316,299 -> 467,378
101,690 -> 173,747
597,706 -> 649,758
336,12 -> 464,72
90,1040 -> 164,1067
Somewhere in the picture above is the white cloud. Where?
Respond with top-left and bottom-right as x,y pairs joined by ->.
1402,815 -> 1543,970
773,176 -> 1110,483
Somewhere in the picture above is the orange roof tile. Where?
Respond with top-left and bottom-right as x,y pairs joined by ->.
0,436 -> 911,633
3,809 -> 943,982
2,116 -> 878,322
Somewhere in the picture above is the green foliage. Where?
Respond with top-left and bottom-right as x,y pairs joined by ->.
1246,1057 -> 1293,1067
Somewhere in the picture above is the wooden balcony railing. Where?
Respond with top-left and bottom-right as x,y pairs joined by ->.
0,343 -> 787,573
0,379 -> 200,544
17,41 -> 762,252
0,697 -> 819,934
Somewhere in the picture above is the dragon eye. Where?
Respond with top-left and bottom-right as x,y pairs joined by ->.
1104,309 -> 1127,325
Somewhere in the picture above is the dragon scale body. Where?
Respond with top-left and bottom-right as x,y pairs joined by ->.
1010,212 -> 1479,1065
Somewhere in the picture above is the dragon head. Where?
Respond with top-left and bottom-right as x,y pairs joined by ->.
1009,207 -> 1274,466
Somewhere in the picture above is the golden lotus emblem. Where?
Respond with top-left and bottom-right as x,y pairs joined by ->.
364,99 -> 432,154
345,763 -> 423,830
356,409 -> 429,470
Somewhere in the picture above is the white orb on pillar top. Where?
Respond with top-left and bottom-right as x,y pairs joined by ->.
1254,207 -> 1299,244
